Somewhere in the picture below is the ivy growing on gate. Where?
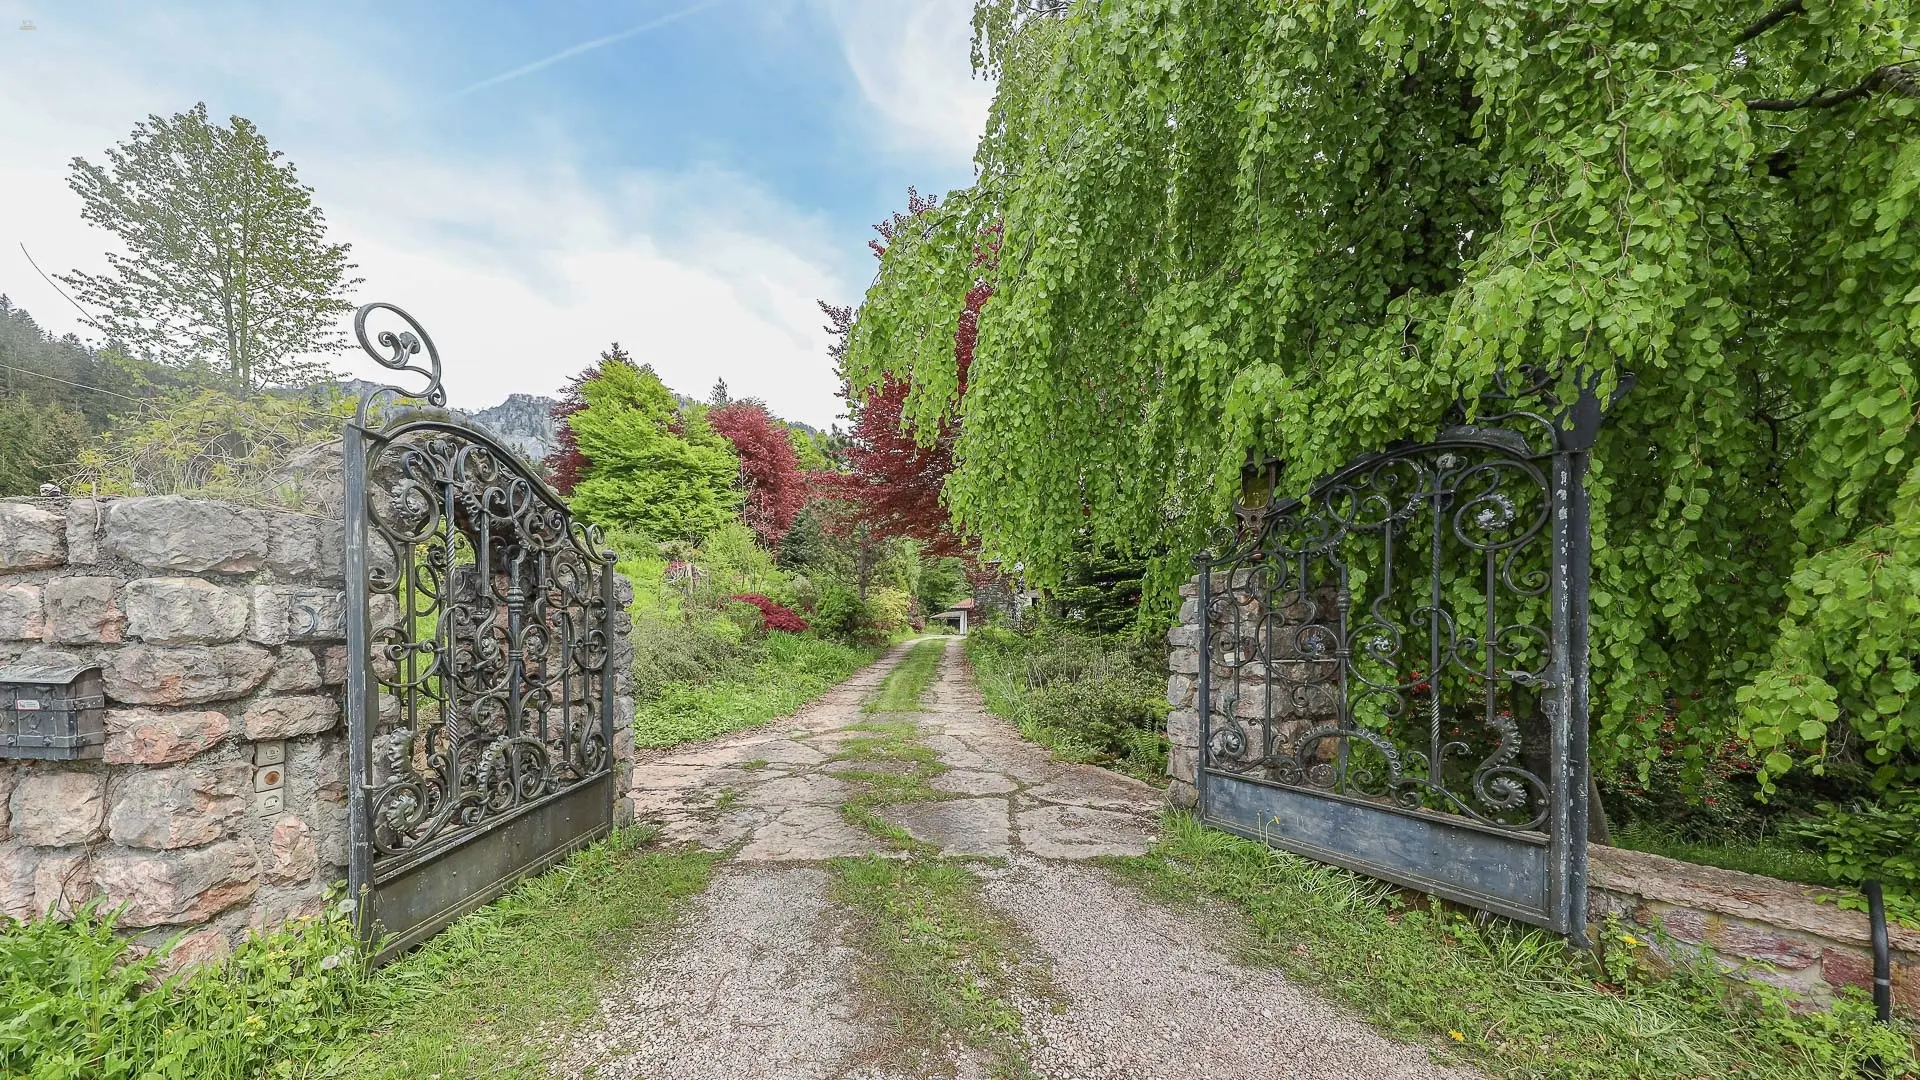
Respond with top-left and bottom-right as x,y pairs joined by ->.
839,0 -> 1920,788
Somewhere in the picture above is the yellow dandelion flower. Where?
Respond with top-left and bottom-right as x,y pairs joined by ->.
1620,933 -> 1640,947
1448,1030 -> 1466,1042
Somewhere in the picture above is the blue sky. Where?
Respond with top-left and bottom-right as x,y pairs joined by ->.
0,0 -> 988,425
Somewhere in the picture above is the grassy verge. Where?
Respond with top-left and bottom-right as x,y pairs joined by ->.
965,625 -> 1168,786
0,829 -> 712,1080
829,856 -> 1043,1079
1611,821 -> 1837,888
312,829 -> 713,1078
634,632 -> 883,748
826,644 -> 1045,1076
866,638 -> 948,713
1108,815 -> 1917,1080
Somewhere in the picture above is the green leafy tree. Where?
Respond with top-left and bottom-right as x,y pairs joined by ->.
564,351 -> 743,541
61,103 -> 360,388
844,0 -> 1920,790
0,396 -> 89,496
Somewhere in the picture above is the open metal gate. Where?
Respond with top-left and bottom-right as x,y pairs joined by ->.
343,303 -> 617,961
1195,376 -> 1621,941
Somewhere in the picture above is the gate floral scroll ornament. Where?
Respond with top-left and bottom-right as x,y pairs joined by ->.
1201,432 -> 1556,832
351,303 -> 613,868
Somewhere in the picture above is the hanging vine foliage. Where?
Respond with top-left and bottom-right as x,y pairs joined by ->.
840,0 -> 1920,787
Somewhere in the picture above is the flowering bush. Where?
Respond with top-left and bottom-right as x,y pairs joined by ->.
730,593 -> 808,633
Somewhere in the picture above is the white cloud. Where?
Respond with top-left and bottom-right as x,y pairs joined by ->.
0,1 -> 853,426
822,0 -> 992,162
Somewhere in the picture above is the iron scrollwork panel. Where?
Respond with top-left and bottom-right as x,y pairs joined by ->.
1202,432 -> 1560,834
345,303 -> 614,889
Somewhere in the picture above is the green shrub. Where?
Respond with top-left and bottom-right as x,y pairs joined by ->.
813,587 -> 874,643
967,622 -> 1169,784
61,386 -> 353,511
1781,797 -> 1920,925
867,586 -> 911,632
0,900 -> 364,1079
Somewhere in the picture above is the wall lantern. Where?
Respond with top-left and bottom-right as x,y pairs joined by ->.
1240,452 -> 1282,510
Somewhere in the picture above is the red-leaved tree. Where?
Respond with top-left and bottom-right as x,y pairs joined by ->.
707,401 -> 807,549
812,199 -> 997,562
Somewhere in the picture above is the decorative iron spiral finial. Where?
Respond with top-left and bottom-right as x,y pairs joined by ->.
353,302 -> 447,426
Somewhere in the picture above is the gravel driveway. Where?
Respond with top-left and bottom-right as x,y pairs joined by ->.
551,639 -> 1478,1080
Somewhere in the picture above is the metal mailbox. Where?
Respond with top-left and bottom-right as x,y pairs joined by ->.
0,661 -> 106,760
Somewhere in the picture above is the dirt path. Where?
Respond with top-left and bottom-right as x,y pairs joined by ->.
553,639 -> 1477,1080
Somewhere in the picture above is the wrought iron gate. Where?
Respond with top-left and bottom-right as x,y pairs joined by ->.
343,303 -> 618,961
1195,376 -> 1621,941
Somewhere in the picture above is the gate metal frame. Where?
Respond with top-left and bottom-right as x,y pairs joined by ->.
343,302 -> 617,961
1194,375 -> 1623,942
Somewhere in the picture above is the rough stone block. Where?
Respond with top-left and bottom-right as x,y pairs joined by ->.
91,840 -> 259,927
64,499 -> 105,565
265,513 -> 323,578
0,502 -> 66,570
1165,778 -> 1198,811
104,644 -> 274,706
1167,708 -> 1199,748
155,927 -> 232,975
263,816 -> 318,885
315,519 -> 345,583
1167,744 -> 1198,786
125,578 -> 249,644
1710,920 -> 1821,970
1167,624 -> 1198,648
243,695 -> 339,739
107,762 -> 248,850
9,769 -> 108,846
613,574 -> 635,606
0,584 -> 45,640
43,577 -> 123,644
1166,673 -> 1193,708
1821,946 -> 1875,993
318,645 -> 348,686
0,762 -> 11,840
105,708 -> 229,765
0,845 -> 36,918
1176,597 -> 1198,623
264,648 -> 322,692
248,586 -> 347,646
104,497 -> 269,573
1169,647 -> 1199,675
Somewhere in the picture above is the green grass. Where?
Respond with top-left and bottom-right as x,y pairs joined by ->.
866,638 -> 948,713
1610,822 -> 1840,889
1,900 -> 365,1080
312,829 -> 714,1079
828,716 -> 947,851
829,856 -> 1045,1078
1107,815 -> 1918,1080
634,632 -> 883,748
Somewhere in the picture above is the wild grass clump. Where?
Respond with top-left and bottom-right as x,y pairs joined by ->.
314,828 -> 713,1078
0,899 -> 364,1080
1111,815 -> 1919,1079
829,856 -> 1043,1077
967,623 -> 1168,784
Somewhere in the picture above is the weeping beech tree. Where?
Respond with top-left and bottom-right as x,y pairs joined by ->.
841,0 -> 1920,787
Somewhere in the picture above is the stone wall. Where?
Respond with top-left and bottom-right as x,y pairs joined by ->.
0,495 -> 349,966
1592,845 -> 1916,1018
1164,570 -> 1915,1018
0,492 -> 637,967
